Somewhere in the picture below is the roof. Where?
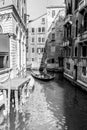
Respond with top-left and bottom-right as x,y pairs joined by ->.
46,5 -> 65,9
29,13 -> 47,23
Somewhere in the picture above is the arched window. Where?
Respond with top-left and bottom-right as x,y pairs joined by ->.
76,20 -> 78,37
0,26 -> 3,33
16,26 -> 18,35
84,13 -> 87,31
75,47 -> 77,57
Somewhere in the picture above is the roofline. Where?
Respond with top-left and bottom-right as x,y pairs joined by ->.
46,6 -> 65,8
29,13 -> 47,23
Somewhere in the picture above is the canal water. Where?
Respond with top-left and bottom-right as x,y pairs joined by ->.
1,73 -> 87,130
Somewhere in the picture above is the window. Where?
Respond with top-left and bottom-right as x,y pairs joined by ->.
82,67 -> 86,76
76,20 -> 78,37
42,38 -> 45,42
67,25 -> 71,39
38,37 -> 41,42
32,58 -> 34,61
0,55 -> 9,68
37,48 -> 41,54
32,48 -> 34,53
22,8 -> 24,18
38,28 -> 41,32
82,46 -> 87,57
52,10 -> 55,18
24,0 -> 25,4
41,48 -> 45,53
84,13 -> 87,31
66,1 -> 72,15
48,59 -> 54,63
52,58 -> 54,63
51,46 -> 55,53
32,28 -> 35,33
52,33 -> 55,41
41,48 -> 44,53
42,18 -> 45,24
66,48 -> 71,57
32,37 -> 34,43
26,46 -> 28,52
42,27 -> 45,32
66,63 -> 70,70
17,0 -> 19,10
74,0 -> 78,10
16,26 -> 18,35
75,47 -> 77,57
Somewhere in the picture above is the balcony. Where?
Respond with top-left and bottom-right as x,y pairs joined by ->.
79,30 -> 87,42
63,41 -> 70,47
78,0 -> 87,13
64,15 -> 72,25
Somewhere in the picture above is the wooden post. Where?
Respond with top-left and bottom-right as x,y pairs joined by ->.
8,88 -> 11,114
15,110 -> 19,129
15,90 -> 18,111
3,89 -> 8,114
8,70 -> 11,114
7,115 -> 10,130
19,87 -> 22,110
22,86 -> 25,104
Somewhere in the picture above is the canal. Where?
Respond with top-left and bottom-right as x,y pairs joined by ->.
1,73 -> 87,130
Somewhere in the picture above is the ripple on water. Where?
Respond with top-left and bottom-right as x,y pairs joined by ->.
20,81 -> 67,130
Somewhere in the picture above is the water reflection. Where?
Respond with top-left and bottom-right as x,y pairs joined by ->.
1,73 -> 87,130
22,82 -> 59,130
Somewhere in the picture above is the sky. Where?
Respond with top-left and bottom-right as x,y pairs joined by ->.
27,0 -> 64,20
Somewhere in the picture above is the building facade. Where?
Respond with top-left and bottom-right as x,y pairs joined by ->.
46,6 -> 65,71
27,14 -> 47,70
64,0 -> 87,89
0,0 -> 27,79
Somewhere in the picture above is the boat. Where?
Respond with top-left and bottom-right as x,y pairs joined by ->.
31,71 -> 55,81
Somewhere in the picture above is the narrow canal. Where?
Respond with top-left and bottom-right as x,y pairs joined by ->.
1,73 -> 87,130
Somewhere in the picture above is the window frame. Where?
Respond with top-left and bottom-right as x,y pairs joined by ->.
82,66 -> 87,77
32,48 -> 34,53
52,10 -> 55,18
38,37 -> 41,43
82,46 -> 87,57
42,27 -> 45,33
84,13 -> 87,31
38,27 -> 41,33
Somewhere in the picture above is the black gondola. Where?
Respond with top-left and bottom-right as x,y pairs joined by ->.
31,71 -> 55,81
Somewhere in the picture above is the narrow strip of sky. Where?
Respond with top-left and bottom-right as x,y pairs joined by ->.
27,0 -> 64,20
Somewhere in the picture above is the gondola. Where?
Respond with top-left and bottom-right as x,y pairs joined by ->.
31,71 -> 55,81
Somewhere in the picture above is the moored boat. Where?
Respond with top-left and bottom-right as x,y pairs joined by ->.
31,71 -> 55,81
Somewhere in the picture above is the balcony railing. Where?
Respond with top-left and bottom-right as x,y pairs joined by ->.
79,26 -> 87,41
63,41 -> 69,47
